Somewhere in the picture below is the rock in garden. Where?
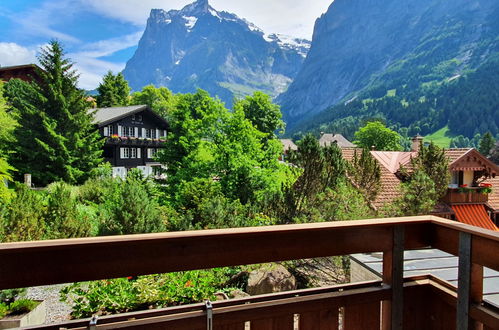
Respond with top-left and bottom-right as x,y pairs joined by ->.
246,265 -> 296,295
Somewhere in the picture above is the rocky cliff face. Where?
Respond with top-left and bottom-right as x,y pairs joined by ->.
279,0 -> 499,126
123,0 -> 310,106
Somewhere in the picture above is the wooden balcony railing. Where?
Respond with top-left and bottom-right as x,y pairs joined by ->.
1,216 -> 498,329
442,188 -> 489,204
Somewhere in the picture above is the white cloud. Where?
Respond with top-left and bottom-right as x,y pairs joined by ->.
15,0 -> 81,43
76,32 -> 143,58
0,43 -> 38,67
82,0 -> 332,39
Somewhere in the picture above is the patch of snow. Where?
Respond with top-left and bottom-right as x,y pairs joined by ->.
183,16 -> 198,30
209,8 -> 221,19
164,19 -> 172,24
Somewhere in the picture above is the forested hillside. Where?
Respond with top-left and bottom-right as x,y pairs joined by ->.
291,54 -> 499,142
281,0 -> 499,143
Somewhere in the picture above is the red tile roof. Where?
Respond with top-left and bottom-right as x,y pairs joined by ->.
451,204 -> 498,231
483,176 -> 499,211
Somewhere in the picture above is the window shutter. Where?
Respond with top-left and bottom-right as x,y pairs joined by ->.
163,130 -> 167,137
118,125 -> 122,136
156,129 -> 159,139
134,127 -> 138,137
120,148 -> 125,159
103,127 -> 109,136
142,128 -> 146,138
137,148 -> 141,159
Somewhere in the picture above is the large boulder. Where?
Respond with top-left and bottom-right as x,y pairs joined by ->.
246,265 -> 296,295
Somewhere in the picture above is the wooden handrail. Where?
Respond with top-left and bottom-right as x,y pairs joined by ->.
1,215 -> 499,329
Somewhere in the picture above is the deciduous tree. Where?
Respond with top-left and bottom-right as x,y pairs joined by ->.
354,121 -> 403,151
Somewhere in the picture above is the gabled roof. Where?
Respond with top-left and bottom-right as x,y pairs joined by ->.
446,148 -> 499,176
341,147 -> 499,212
319,134 -> 356,148
280,139 -> 297,152
91,105 -> 169,128
0,64 -> 40,72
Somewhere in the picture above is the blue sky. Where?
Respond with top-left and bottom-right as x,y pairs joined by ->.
0,0 -> 332,89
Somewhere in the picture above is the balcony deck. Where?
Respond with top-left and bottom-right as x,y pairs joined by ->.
442,188 -> 489,204
1,216 -> 498,329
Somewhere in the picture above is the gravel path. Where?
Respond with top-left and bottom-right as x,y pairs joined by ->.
26,284 -> 73,324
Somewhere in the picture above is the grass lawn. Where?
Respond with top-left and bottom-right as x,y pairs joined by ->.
424,126 -> 454,148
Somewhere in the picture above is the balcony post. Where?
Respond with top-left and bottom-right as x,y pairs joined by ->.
382,225 -> 404,330
457,232 -> 485,330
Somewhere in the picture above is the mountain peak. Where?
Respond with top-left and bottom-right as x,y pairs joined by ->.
180,0 -> 211,15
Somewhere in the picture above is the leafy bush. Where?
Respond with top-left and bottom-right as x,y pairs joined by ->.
0,303 -> 8,318
0,288 -> 26,304
1,184 -> 46,242
98,176 -> 165,235
61,268 -> 241,319
45,182 -> 93,239
8,299 -> 38,315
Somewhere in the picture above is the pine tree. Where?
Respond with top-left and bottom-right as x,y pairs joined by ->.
348,148 -> 381,203
96,71 -> 130,107
478,132 -> 495,157
5,41 -> 103,186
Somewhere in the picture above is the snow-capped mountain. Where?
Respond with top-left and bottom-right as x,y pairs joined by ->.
122,0 -> 309,106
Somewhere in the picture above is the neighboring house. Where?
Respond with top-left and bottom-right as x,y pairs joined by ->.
0,64 -> 41,83
342,136 -> 499,230
92,105 -> 169,179
319,133 -> 356,148
279,139 -> 297,161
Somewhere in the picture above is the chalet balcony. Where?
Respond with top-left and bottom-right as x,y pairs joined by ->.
442,188 -> 489,204
105,136 -> 165,147
1,216 -> 498,329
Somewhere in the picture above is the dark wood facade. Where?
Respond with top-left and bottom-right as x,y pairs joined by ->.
94,105 -> 168,176
0,64 -> 41,83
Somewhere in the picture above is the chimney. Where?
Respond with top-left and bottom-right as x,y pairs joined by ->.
411,135 -> 423,152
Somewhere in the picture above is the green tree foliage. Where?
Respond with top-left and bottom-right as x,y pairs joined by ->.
354,121 -> 402,151
160,89 -> 289,206
408,142 -> 450,200
478,132 -> 496,157
272,134 -> 347,223
233,91 -> 284,138
390,169 -> 437,216
5,41 -> 103,186
0,81 -> 17,202
347,148 -> 381,204
45,182 -> 93,239
99,174 -> 165,235
96,71 -> 131,107
0,81 -> 16,154
1,184 -> 46,242
490,142 -> 499,165
130,85 -> 176,118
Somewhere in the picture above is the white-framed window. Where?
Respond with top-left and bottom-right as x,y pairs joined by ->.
120,147 -> 141,159
147,148 -> 157,159
103,125 -> 115,136
145,128 -> 157,139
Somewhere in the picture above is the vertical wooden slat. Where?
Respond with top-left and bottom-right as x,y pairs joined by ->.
251,315 -> 294,330
457,232 -> 472,330
343,302 -> 380,330
471,264 -> 484,330
382,225 -> 404,330
300,308 -> 338,330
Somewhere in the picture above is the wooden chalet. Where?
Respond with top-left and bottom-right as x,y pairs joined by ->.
0,64 -> 41,83
92,105 -> 169,178
342,136 -> 499,231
